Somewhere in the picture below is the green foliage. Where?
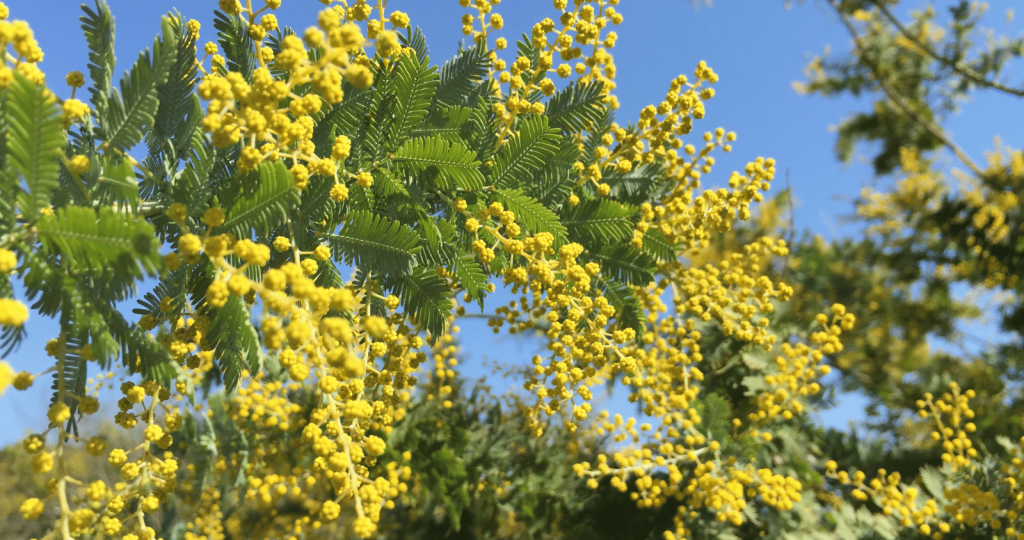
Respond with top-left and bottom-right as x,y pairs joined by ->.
80,0 -> 116,121
36,206 -> 161,277
561,198 -> 637,245
589,244 -> 654,286
213,10 -> 256,78
382,266 -> 454,338
206,295 -> 262,393
433,45 -> 489,109
147,13 -> 200,156
6,73 -> 64,220
489,115 -> 560,189
391,135 -> 485,191
492,188 -> 567,244
390,53 -> 440,147
546,80 -> 606,133
102,15 -> 177,152
217,162 -> 301,238
328,210 -> 422,277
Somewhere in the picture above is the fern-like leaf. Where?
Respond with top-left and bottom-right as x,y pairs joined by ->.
147,13 -> 200,156
595,277 -> 644,335
590,244 -> 655,286
411,106 -> 474,142
7,73 -> 64,220
206,295 -> 262,393
561,199 -> 637,245
99,301 -> 175,383
641,228 -> 677,263
493,189 -> 567,245
546,80 -> 606,133
391,136 -> 484,191
381,266 -> 453,337
490,115 -> 560,189
373,168 -> 409,197
104,16 -> 177,152
217,161 -> 301,238
399,26 -> 430,65
80,0 -> 116,121
327,211 -> 421,276
93,155 -> 140,209
389,53 -> 439,147
602,162 -> 669,205
36,206 -> 161,277
214,10 -> 256,78
434,45 -> 489,109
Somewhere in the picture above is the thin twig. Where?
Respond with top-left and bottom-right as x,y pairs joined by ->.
833,2 -> 985,178
868,0 -> 1024,97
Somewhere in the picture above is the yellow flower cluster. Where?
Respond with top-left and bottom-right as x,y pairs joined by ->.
470,0 -> 625,152
0,2 -> 46,88
915,382 -> 977,468
827,463 -> 946,535
194,0 -> 408,200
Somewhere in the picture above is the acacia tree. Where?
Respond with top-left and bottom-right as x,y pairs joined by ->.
782,0 -> 1024,452
0,1 -> 1023,540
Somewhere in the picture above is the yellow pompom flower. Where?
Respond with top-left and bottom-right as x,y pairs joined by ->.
66,71 -> 85,88
67,155 -> 90,175
0,361 -> 13,396
167,203 -> 188,222
273,236 -> 291,253
346,63 -> 374,89
203,207 -> 225,227
20,498 -> 45,520
13,371 -> 34,390
0,248 -> 16,273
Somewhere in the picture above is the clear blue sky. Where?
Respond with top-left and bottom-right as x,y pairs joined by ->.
1,0 -> 1020,446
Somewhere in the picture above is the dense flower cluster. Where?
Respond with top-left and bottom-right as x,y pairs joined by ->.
6,1 -> 1024,540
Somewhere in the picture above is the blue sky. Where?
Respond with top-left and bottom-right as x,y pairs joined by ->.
1,0 -> 1020,446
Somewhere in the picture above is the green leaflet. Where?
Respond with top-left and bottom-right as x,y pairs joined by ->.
526,136 -> 579,207
399,26 -> 429,64
560,198 -> 637,245
327,210 -> 422,277
433,44 -> 489,109
490,115 -> 560,189
170,116 -> 215,212
50,334 -> 88,435
641,228 -> 678,263
206,295 -> 262,393
418,218 -> 488,305
218,161 -> 301,238
381,266 -> 453,337
214,10 -> 256,79
93,155 -> 140,209
546,80 -> 606,133
594,277 -> 644,335
695,393 -> 732,442
36,206 -> 161,277
411,106 -> 474,143
373,168 -> 409,198
80,0 -> 116,122
449,250 -> 488,305
103,15 -> 178,152
389,53 -> 439,148
391,135 -> 485,191
589,243 -> 655,286
147,13 -> 200,156
6,73 -> 65,220
101,302 -> 175,384
493,188 -> 568,245
601,162 -> 669,206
